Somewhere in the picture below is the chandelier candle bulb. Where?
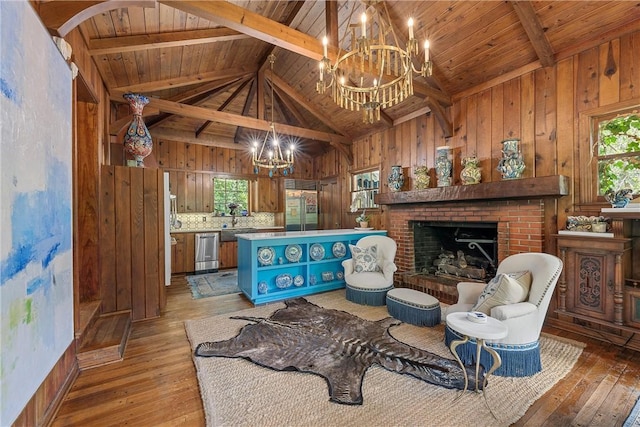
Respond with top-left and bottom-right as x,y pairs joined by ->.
408,18 -> 414,40
322,36 -> 328,58
424,40 -> 430,62
361,13 -> 367,37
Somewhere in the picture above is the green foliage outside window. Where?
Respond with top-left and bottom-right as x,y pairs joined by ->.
597,113 -> 640,195
213,178 -> 249,214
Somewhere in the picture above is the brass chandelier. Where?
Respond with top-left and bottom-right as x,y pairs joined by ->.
316,1 -> 432,123
251,54 -> 295,177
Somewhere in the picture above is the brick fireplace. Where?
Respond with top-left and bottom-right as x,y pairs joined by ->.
376,176 -> 568,303
385,199 -> 546,303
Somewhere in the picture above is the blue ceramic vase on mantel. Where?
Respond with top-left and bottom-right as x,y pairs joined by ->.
497,138 -> 525,180
388,165 -> 405,192
435,146 -> 453,187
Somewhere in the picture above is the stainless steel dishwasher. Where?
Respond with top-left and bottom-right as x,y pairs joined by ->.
195,232 -> 219,272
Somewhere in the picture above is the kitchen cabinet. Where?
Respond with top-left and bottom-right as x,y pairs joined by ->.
219,241 -> 238,269
237,229 -> 386,304
171,232 -> 195,274
252,176 -> 281,212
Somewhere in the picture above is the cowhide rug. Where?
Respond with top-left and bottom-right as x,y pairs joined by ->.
195,297 -> 481,405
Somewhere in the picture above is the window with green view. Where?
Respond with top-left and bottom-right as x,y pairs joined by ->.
597,112 -> 640,195
213,178 -> 249,215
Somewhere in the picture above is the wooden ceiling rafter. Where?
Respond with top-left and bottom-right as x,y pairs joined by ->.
108,76 -> 245,135
108,95 -> 351,145
111,66 -> 257,94
509,1 -> 555,67
144,76 -> 247,130
195,76 -> 254,138
271,85 -> 310,129
269,73 -> 348,138
234,79 -> 258,144
88,28 -> 250,56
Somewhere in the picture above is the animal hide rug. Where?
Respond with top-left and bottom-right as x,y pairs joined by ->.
195,297 -> 482,405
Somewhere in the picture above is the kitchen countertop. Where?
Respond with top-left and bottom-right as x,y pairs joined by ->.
236,228 -> 386,240
170,226 -> 284,234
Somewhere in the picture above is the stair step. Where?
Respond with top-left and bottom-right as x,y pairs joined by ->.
77,311 -> 131,370
75,300 -> 101,348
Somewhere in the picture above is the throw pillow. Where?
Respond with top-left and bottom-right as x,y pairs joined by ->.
349,244 -> 380,273
471,270 -> 532,315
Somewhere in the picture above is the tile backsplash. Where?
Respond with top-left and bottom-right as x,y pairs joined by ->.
170,212 -> 276,232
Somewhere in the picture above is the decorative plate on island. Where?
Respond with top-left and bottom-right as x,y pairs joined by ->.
275,273 -> 293,289
309,243 -> 325,261
257,246 -> 276,266
258,281 -> 268,294
293,275 -> 305,287
285,244 -> 303,263
332,242 -> 347,258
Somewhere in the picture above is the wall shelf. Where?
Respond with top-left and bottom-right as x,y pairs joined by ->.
376,175 -> 569,205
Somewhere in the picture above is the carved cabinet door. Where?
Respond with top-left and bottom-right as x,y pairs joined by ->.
565,249 -> 616,322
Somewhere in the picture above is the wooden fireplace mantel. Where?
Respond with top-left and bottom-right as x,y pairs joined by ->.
376,175 -> 570,205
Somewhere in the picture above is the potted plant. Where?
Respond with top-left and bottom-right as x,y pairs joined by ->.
355,210 -> 370,228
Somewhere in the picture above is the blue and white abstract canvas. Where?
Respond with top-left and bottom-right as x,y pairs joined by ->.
1,2 -> 74,424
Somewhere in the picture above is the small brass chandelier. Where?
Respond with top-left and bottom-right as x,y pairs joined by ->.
252,54 -> 295,177
316,1 -> 432,123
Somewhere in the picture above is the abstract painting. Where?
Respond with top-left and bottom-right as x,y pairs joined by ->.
1,2 -> 74,424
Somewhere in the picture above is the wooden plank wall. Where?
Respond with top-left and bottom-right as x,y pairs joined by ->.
100,166 -> 165,321
153,139 -> 314,212
315,30 -> 640,249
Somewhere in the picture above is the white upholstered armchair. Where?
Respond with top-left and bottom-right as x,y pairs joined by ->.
444,252 -> 563,376
342,235 -> 397,306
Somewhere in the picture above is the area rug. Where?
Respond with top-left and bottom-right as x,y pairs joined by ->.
187,270 -> 240,299
185,290 -> 585,427
625,395 -> 640,427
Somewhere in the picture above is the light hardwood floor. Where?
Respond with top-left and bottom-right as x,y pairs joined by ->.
51,274 -> 640,426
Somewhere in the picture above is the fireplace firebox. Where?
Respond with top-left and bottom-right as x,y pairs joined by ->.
411,221 -> 498,283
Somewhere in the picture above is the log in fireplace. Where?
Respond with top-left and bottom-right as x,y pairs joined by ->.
412,220 -> 498,283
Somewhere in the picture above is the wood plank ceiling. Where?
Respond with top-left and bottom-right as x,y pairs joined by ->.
36,1 -> 640,160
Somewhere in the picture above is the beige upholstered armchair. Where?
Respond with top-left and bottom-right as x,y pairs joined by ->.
444,252 -> 563,376
342,235 -> 397,306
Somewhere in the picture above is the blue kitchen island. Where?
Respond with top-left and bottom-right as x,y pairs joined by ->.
237,229 -> 387,304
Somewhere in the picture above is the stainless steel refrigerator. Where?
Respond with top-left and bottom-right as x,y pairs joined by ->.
284,180 -> 318,231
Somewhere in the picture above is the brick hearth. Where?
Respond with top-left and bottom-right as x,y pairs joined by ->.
386,199 -> 546,302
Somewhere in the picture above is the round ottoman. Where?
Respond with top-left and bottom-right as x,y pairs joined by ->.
386,288 -> 441,327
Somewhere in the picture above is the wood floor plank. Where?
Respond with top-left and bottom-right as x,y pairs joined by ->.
50,275 -> 640,427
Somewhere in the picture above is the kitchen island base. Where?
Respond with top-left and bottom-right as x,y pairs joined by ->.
237,229 -> 387,305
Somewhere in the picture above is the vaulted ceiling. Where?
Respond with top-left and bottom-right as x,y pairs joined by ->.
36,1 -> 640,160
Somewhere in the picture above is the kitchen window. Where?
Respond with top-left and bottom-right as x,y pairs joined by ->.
213,178 -> 249,215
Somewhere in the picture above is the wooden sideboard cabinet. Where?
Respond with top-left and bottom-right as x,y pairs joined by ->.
552,213 -> 639,351
556,235 -> 631,325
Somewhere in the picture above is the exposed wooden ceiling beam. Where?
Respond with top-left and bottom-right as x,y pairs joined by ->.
144,77 -> 246,131
89,28 -> 250,56
234,80 -> 258,143
111,67 -> 257,93
269,73 -> 348,137
36,0 -> 156,37
393,105 -> 432,127
272,86 -> 308,128
110,94 -> 350,145
510,1 -> 555,67
195,76 -> 253,138
161,1 -> 325,60
151,127 -> 237,148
